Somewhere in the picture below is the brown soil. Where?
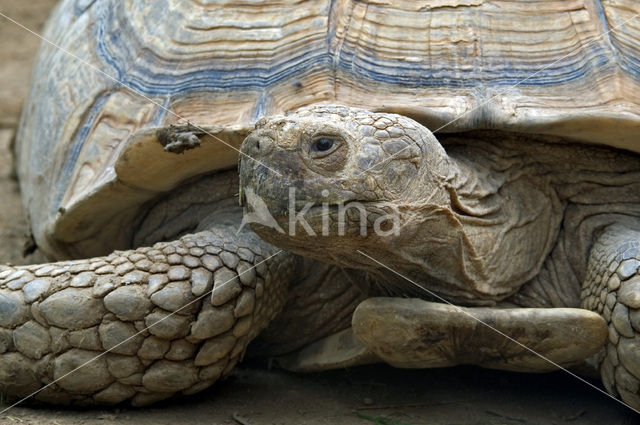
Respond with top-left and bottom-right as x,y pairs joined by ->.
0,1 -> 637,423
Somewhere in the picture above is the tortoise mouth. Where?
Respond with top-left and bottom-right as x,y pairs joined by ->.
245,195 -> 404,269
261,199 -> 395,231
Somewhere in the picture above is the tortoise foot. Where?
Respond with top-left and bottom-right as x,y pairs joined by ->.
352,297 -> 607,372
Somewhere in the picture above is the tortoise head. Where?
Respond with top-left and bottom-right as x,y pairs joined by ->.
238,105 -> 453,268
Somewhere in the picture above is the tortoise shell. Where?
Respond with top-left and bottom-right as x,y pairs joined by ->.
16,0 -> 640,259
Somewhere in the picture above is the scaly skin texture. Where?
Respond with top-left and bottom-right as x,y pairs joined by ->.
582,225 -> 640,410
239,105 -> 640,408
0,203 -> 296,406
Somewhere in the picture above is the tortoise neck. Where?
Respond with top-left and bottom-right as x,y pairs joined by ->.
381,133 -> 564,304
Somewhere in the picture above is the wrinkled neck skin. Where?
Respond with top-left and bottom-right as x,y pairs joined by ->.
376,135 -> 564,305
348,132 -> 640,306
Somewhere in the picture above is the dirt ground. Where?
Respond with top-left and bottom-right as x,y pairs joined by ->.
0,1 -> 639,424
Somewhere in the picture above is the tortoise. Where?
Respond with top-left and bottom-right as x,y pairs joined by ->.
2,0 -> 640,410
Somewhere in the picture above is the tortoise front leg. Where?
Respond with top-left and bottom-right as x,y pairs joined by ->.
352,297 -> 606,372
582,224 -> 640,410
0,222 -> 295,406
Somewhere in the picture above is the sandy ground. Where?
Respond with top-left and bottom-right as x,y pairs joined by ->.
0,1 -> 639,424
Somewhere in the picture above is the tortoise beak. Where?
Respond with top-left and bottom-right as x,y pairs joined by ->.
238,132 -> 288,215
239,131 -> 271,208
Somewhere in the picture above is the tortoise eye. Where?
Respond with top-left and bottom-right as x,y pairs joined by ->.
309,136 -> 342,159
311,138 -> 334,152
304,135 -> 347,172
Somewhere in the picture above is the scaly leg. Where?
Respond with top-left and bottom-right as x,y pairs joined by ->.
0,216 -> 295,406
582,224 -> 640,410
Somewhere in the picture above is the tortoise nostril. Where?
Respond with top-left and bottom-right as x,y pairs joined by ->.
243,132 -> 273,157
252,138 -> 267,155
242,127 -> 278,159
